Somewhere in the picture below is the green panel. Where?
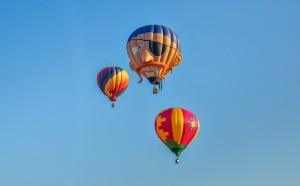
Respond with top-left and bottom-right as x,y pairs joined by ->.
165,139 -> 186,157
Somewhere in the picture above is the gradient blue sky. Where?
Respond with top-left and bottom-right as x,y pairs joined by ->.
1,0 -> 300,185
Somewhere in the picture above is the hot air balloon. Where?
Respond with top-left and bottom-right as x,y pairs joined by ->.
127,25 -> 182,94
97,66 -> 129,107
154,108 -> 200,163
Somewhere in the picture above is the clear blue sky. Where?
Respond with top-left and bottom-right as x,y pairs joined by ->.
1,0 -> 300,185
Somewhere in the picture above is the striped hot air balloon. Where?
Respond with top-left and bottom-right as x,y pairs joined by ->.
127,25 -> 182,94
97,66 -> 129,107
154,108 -> 200,163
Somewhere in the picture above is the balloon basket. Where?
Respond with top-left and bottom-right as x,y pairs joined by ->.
153,86 -> 159,94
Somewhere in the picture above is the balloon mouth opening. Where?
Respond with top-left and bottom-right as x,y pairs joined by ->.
148,77 -> 162,85
135,62 -> 166,83
109,96 -> 118,101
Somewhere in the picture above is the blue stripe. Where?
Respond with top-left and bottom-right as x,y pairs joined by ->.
127,25 -> 181,52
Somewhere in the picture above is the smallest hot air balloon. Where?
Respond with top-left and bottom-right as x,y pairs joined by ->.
97,66 -> 129,107
155,108 -> 200,163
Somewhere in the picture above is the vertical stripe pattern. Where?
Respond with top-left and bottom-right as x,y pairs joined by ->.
154,108 -> 200,157
97,66 -> 129,101
127,24 -> 181,52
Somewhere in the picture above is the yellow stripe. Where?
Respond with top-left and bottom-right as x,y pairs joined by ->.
104,71 -> 124,96
171,108 -> 184,144
104,76 -> 114,97
121,70 -> 130,83
117,70 -> 129,92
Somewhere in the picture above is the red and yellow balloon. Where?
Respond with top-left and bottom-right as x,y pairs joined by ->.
97,66 -> 129,107
155,108 -> 200,163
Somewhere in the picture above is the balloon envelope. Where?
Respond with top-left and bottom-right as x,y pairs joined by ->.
154,108 -> 200,157
97,66 -> 129,105
127,25 -> 182,86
